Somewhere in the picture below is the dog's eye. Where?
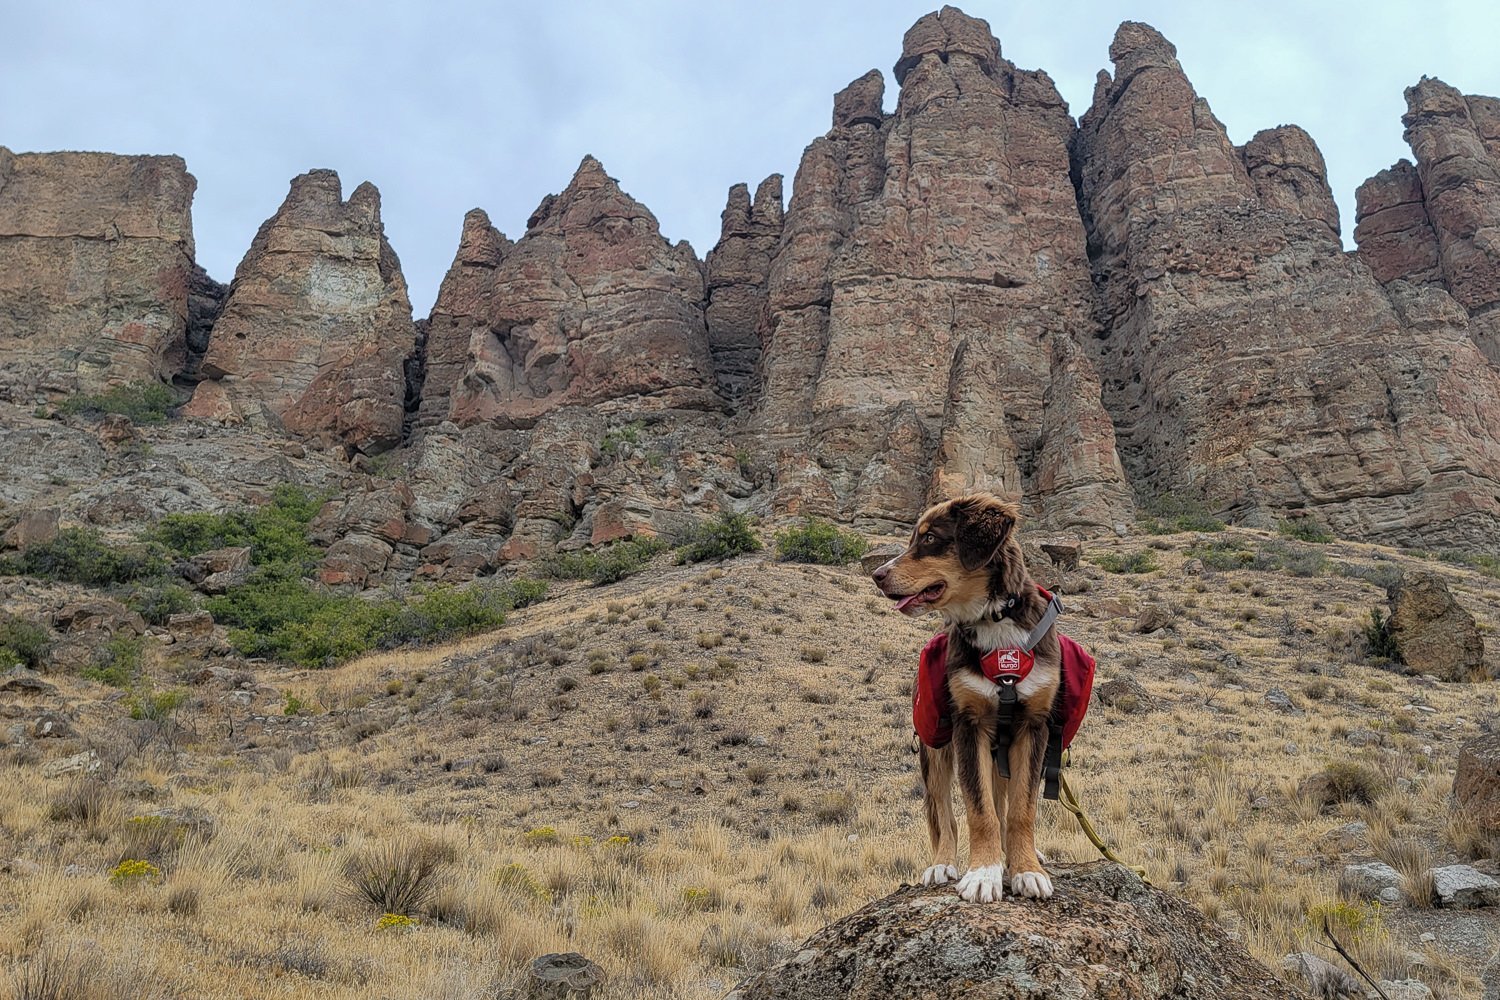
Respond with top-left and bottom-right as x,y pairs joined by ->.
923,532 -> 936,545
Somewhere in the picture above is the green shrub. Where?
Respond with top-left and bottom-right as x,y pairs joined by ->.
677,512 -> 762,564
0,614 -> 51,670
599,422 -> 643,460
543,538 -> 668,585
1139,495 -> 1225,534
1435,549 -> 1500,579
776,518 -> 868,565
1249,539 -> 1328,577
1313,759 -> 1386,806
1364,608 -> 1401,662
1278,519 -> 1333,544
59,381 -> 175,423
152,484 -> 324,567
1095,550 -> 1158,574
126,580 -> 196,626
1185,538 -> 1254,571
0,528 -> 165,585
83,636 -> 145,688
381,580 -> 543,647
127,685 -> 187,722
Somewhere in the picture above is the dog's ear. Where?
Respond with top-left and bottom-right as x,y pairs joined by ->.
952,497 -> 1015,572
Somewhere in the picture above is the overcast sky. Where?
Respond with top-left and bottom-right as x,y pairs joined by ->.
5,1 -> 1497,312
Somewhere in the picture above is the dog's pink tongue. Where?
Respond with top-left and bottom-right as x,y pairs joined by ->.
895,592 -> 923,613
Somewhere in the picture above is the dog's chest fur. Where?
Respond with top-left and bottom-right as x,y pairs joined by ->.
951,618 -> 1059,703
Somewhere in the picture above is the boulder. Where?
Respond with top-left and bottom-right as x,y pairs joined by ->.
0,668 -> 56,696
1378,981 -> 1433,1000
2,509 -> 59,551
1432,864 -> 1500,908
527,952 -> 603,999
1338,861 -> 1402,902
728,863 -> 1305,999
860,543 -> 903,576
1133,603 -> 1174,633
166,611 -> 214,642
1457,734 -> 1500,836
190,546 -> 252,595
1384,571 -> 1487,681
52,599 -> 145,636
41,750 -> 101,778
1094,676 -> 1150,713
1040,540 -> 1081,570
1282,952 -> 1361,999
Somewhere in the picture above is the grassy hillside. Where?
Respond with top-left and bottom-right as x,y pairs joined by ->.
1,525 -> 1497,998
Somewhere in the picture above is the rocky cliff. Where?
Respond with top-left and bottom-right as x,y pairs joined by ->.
4,6 -> 1500,578
0,148 -> 199,395
1074,22 -> 1500,548
184,169 -> 416,453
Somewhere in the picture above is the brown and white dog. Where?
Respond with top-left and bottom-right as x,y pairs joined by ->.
872,493 -> 1059,902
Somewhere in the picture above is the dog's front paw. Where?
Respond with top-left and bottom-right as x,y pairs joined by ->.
920,863 -> 959,886
956,863 -> 1006,903
1010,869 -> 1054,900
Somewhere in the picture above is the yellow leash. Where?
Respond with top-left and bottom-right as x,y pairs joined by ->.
1056,767 -> 1150,884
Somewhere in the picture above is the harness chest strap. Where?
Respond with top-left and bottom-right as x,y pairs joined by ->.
984,593 -> 1066,800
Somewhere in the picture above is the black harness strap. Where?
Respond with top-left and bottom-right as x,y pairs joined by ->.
982,592 -> 1067,801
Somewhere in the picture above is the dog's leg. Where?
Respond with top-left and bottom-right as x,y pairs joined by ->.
952,718 -> 1006,903
918,744 -> 959,885
1004,715 -> 1053,900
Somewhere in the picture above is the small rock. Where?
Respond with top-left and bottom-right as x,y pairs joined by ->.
1094,676 -> 1150,713
1378,887 -> 1401,904
528,952 -> 604,999
3,857 -> 41,877
1282,952 -> 1362,998
1039,540 -> 1081,570
1378,980 -> 1434,1000
42,751 -> 100,779
32,712 -> 77,739
1432,864 -> 1500,908
1418,932 -> 1435,944
860,544 -> 903,576
0,668 -> 57,696
1,508 -> 60,551
1345,728 -> 1381,747
1339,861 -> 1402,902
1133,603 -> 1174,633
1322,821 -> 1369,852
62,864 -> 88,878
167,610 -> 215,641
1264,688 -> 1303,715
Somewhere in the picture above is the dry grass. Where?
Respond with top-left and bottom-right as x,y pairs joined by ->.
1,528 -> 1495,997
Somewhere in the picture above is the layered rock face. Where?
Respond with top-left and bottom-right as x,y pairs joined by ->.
0,148 -> 198,393
1075,23 -> 1500,546
1356,79 -> 1500,364
740,7 -> 1132,532
421,156 -> 719,429
186,170 -> 416,453
704,175 -> 783,402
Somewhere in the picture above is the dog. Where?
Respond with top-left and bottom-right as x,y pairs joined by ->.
871,493 -> 1060,902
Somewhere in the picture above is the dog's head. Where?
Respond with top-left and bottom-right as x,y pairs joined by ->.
871,493 -> 1026,622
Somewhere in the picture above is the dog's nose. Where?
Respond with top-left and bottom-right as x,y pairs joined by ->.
872,565 -> 890,585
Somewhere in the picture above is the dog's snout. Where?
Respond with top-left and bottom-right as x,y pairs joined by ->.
872,564 -> 890,584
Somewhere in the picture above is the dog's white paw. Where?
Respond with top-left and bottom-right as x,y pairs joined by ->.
920,863 -> 959,886
956,863 -> 1006,903
1010,870 -> 1054,900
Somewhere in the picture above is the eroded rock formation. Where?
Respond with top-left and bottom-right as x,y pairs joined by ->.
705,175 -> 783,402
423,155 -> 720,429
0,148 -> 198,393
1075,22 -> 1500,547
741,6 -> 1132,533
186,169 -> 416,453
1356,78 -> 1500,364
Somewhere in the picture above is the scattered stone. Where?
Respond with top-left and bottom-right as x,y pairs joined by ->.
1040,540 -> 1082,570
166,611 -> 215,641
1094,676 -> 1151,713
1339,861 -> 1402,902
860,544 -> 903,576
1384,571 -> 1487,681
1133,603 -> 1175,633
95,413 -> 138,446
729,863 -> 1304,999
52,599 -> 146,636
1,508 -> 59,551
191,546 -> 252,595
1283,952 -> 1362,998
1456,733 -> 1500,836
0,668 -> 56,696
1322,821 -> 1370,852
528,952 -> 603,999
31,712 -> 76,739
1378,980 -> 1434,1000
1345,728 -> 1382,747
1432,864 -> 1500,908
41,750 -> 100,778
1263,688 -> 1303,715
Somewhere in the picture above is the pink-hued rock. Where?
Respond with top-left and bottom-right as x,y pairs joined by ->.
751,9 -> 1132,532
1075,21 -> 1500,549
430,156 -> 719,429
1354,160 -> 1442,285
1241,125 -> 1340,237
0,147 -> 198,392
190,170 -> 416,452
